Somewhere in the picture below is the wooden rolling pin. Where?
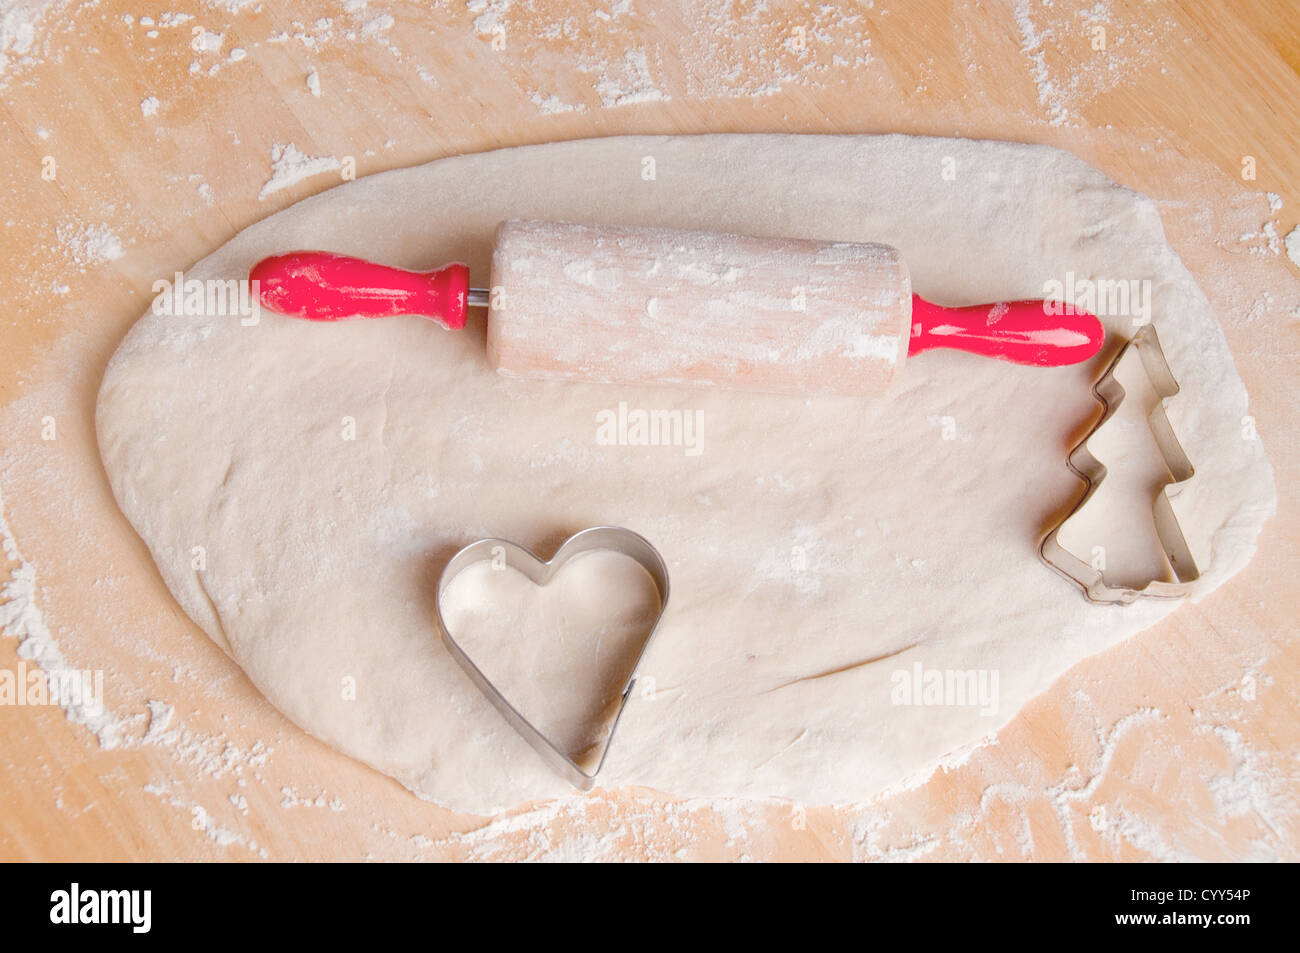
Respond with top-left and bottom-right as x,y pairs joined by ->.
249,219 -> 1104,397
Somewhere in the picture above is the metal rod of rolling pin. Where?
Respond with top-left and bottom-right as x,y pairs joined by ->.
467,288 -> 491,308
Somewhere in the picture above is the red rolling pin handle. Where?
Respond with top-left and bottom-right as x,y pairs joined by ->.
249,251 -> 470,330
909,296 -> 1104,367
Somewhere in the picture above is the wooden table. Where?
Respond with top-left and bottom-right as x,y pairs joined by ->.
1,0 -> 1297,861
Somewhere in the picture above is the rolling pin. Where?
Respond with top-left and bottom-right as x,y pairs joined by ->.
249,219 -> 1104,397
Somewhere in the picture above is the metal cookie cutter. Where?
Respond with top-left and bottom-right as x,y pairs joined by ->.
1039,324 -> 1201,604
435,526 -> 670,790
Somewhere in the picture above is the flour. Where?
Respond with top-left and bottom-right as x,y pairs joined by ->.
305,68 -> 320,97
258,142 -> 342,199
593,0 -> 631,22
280,786 -> 344,810
605,0 -> 873,103
0,0 -> 60,84
1012,0 -> 1069,127
361,14 -> 394,38
192,28 -> 222,54
0,0 -> 1180,132
139,95 -> 159,117
851,813 -> 942,862
1198,723 -> 1289,833
591,50 -> 668,107
468,0 -> 511,37
144,699 -> 174,740
55,221 -> 124,266
1012,0 -> 1179,129
843,661 -> 1296,862
143,782 -> 263,853
1,408 -> 279,829
427,794 -> 761,861
0,485 -> 128,747
1046,707 -> 1166,828
1238,221 -> 1284,258
531,92 -> 581,115
1286,226 -> 1300,269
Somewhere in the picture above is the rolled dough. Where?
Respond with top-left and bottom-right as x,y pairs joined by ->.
96,134 -> 1275,814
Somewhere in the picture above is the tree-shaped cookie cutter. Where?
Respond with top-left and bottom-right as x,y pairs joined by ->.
1039,324 -> 1200,604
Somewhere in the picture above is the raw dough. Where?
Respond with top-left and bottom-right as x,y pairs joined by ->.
95,135 -> 1276,814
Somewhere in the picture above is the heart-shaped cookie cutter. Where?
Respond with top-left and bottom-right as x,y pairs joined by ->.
435,526 -> 670,791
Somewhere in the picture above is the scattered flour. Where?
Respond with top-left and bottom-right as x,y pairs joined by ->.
1198,723 -> 1288,836
192,28 -> 223,54
1013,0 -> 1070,126
139,95 -> 159,117
531,92 -> 581,115
1011,0 -> 1178,129
361,13 -> 394,38
0,485 -> 128,747
144,699 -> 174,740
305,68 -> 320,96
143,782 -> 264,854
1285,226 -> 1300,269
0,0 -> 63,84
593,0 -> 632,22
591,49 -> 669,107
55,221 -> 125,266
851,812 -> 942,862
468,0 -> 511,37
1045,707 -> 1167,858
280,785 -> 344,810
1,372 -> 284,854
258,142 -> 342,200
206,0 -> 261,12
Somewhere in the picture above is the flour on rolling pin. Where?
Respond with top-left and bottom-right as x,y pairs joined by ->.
486,220 -> 912,397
